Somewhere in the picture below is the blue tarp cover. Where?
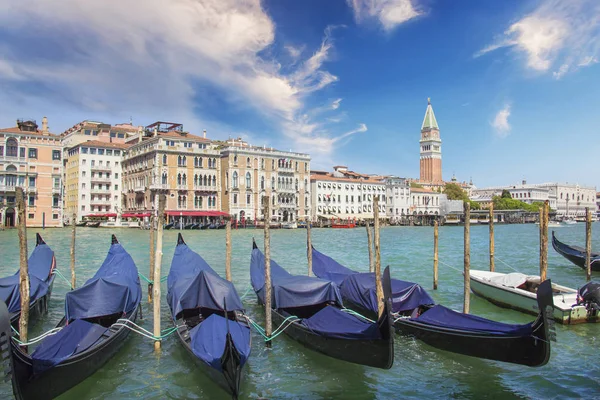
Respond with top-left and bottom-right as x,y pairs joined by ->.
65,243 -> 141,321
0,243 -> 54,313
167,243 -> 244,318
415,305 -> 533,336
301,305 -> 381,339
251,247 -> 343,309
312,247 -> 434,313
190,314 -> 251,372
31,319 -> 107,374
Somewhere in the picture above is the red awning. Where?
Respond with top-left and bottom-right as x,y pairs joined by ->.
122,213 -> 151,218
165,210 -> 231,217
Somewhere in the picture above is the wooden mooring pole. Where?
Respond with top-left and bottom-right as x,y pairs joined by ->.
433,219 -> 439,290
71,212 -> 76,289
463,201 -> 470,314
540,201 -> 549,282
585,207 -> 592,282
225,219 -> 232,282
153,195 -> 166,351
366,221 -> 374,273
16,188 -> 30,345
489,204 -> 495,272
149,215 -> 155,303
263,197 -> 273,347
307,221 -> 312,276
374,196 -> 384,317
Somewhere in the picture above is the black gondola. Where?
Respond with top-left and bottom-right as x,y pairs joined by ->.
87,221 -> 101,228
184,223 -> 196,230
3,235 -> 142,400
250,240 -> 394,369
168,234 -> 251,399
190,223 -> 201,230
552,231 -> 600,271
311,247 -> 554,367
75,221 -> 87,227
164,222 -> 175,230
0,234 -> 56,327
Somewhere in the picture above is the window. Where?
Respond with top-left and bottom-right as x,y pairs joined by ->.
114,150 -> 120,156
114,184 -> 119,190
246,157 -> 251,167
98,149 -> 104,155
29,176 -> 36,187
233,155 -> 238,165
232,172 -> 238,188
84,129 -> 91,135
115,173 -> 118,179
163,154 -> 167,165
53,196 -> 59,207
53,214 -> 58,220
6,138 -> 17,157
81,205 -> 85,211
53,177 -> 60,189
261,176 -> 265,190
117,133 -> 124,139
106,149 -> 113,156
261,159 -> 265,169
247,194 -> 251,204
90,148 -> 97,154
28,196 -> 35,206
233,193 -> 238,204
20,147 -> 25,158
246,172 -> 251,189
272,160 -> 275,169
0,145 -> 3,156
29,148 -> 38,158
82,147 -> 88,154
271,177 -> 275,189
28,213 -> 34,219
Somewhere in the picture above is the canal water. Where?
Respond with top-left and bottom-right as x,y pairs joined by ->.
0,223 -> 598,399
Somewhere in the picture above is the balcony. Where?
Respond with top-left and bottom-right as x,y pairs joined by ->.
0,184 -> 36,193
193,185 -> 218,192
90,198 -> 112,205
52,186 -> 62,194
150,183 -> 169,190
278,167 -> 295,173
278,187 -> 296,194
133,186 -> 146,193
90,176 -> 111,183
91,165 -> 112,172
279,202 -> 297,209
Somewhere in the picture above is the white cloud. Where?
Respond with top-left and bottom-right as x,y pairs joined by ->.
491,105 -> 511,137
347,0 -> 421,31
0,0 -> 366,160
476,0 -> 600,78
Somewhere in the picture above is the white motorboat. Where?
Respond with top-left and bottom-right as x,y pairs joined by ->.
469,270 -> 599,325
281,221 -> 297,229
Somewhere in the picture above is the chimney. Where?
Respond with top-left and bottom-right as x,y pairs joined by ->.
203,129 -> 207,139
42,116 -> 48,133
138,126 -> 143,143
153,127 -> 158,137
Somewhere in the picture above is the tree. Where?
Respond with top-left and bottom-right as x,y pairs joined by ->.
410,182 -> 423,189
501,189 -> 512,199
444,183 -> 468,201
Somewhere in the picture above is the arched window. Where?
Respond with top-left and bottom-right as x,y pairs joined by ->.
182,156 -> 186,166
234,155 -> 238,165
178,155 -> 182,166
247,157 -> 251,167
271,160 -> 275,170
212,175 -> 216,186
162,154 -> 167,165
198,157 -> 203,168
203,175 -> 208,186
212,158 -> 216,168
232,172 -> 238,188
177,173 -> 182,185
261,176 -> 265,190
261,159 -> 265,169
182,173 -> 187,185
6,138 -> 18,157
162,172 -> 167,185
271,177 -> 275,189
194,174 -> 198,186
295,179 -> 298,190
208,158 -> 212,168
246,172 -> 251,189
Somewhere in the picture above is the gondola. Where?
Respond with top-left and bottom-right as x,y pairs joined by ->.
190,223 -> 201,230
552,231 -> 600,271
164,222 -> 175,230
250,240 -> 394,369
0,234 -> 56,327
87,221 -> 101,228
75,221 -> 87,227
168,234 -> 250,399
184,223 -> 196,230
3,235 -> 142,400
311,247 -> 554,367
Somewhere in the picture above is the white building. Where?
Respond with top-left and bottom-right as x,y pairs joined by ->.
311,166 -> 386,221
65,141 -> 126,222
471,182 -> 554,208
385,176 -> 411,220
410,187 -> 441,216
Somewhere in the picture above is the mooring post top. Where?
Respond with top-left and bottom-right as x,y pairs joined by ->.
177,233 -> 185,245
111,234 -> 119,245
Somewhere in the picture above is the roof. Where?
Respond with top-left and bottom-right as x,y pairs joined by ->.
310,174 -> 384,184
421,98 -> 439,130
158,130 -> 209,142
0,126 -> 59,138
72,140 -> 130,149
411,187 -> 438,194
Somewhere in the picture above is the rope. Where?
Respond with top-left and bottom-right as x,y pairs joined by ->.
11,327 -> 63,346
438,259 -> 463,273
53,269 -> 74,290
138,273 -> 168,285
240,286 -> 253,300
341,308 -> 375,323
245,315 -> 300,342
494,256 -> 521,273
114,318 -> 184,340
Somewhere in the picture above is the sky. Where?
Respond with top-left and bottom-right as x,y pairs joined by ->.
0,0 -> 599,190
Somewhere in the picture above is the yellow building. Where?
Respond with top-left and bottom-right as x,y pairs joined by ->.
0,118 -> 63,227
219,138 -> 311,222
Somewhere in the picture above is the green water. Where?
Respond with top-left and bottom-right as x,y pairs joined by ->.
0,223 -> 599,399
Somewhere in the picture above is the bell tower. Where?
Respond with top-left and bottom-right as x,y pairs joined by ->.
419,98 -> 442,183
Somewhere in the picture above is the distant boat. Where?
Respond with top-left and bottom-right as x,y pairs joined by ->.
552,231 -> 600,272
75,221 -> 87,227
87,221 -> 101,228
562,219 -> 577,225
470,269 -> 599,324
281,221 -> 297,229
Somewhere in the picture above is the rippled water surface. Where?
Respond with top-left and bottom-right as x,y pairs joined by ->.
0,223 -> 598,399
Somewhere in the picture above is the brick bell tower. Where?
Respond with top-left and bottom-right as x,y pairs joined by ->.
419,98 -> 442,183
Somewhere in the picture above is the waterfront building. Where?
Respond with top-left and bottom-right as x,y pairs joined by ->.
122,122 -> 223,221
385,176 -> 411,220
419,98 -> 442,185
410,187 -> 441,216
219,138 -> 311,222
311,166 -> 385,221
65,141 -> 127,222
0,118 -> 63,227
597,192 -> 600,217
470,181 -> 554,209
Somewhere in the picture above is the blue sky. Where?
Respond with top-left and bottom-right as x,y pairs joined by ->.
0,0 -> 598,189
